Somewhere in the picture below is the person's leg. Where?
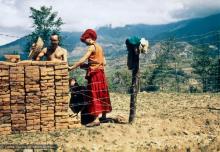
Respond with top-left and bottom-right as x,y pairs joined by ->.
85,114 -> 101,127
101,113 -> 106,119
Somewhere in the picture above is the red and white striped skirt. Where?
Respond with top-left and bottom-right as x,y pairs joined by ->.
85,68 -> 112,117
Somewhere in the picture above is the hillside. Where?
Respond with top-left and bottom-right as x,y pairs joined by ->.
0,13 -> 220,60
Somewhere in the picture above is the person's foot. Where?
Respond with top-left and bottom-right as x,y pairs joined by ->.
85,121 -> 100,127
99,117 -> 113,123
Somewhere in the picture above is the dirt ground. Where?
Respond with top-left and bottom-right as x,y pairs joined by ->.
0,92 -> 220,152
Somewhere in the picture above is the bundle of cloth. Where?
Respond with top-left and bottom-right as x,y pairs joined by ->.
28,37 -> 44,60
125,36 -> 149,70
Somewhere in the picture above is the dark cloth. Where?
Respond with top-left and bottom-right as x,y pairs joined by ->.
85,68 -> 112,117
69,83 -> 87,114
125,37 -> 140,70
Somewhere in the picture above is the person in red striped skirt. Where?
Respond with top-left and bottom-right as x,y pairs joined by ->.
69,29 -> 112,127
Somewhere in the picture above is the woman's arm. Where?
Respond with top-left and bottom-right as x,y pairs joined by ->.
69,48 -> 93,71
103,57 -> 106,66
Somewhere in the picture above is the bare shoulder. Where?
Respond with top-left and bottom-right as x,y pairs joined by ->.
88,45 -> 95,52
59,47 -> 68,53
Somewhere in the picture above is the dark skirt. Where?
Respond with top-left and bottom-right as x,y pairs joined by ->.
85,68 -> 112,117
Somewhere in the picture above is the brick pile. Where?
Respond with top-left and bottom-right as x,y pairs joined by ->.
0,61 -> 80,134
0,63 -> 11,134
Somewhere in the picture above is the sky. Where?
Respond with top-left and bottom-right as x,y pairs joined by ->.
0,0 -> 220,45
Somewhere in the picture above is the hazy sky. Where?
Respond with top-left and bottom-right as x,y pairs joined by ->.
0,0 -> 220,45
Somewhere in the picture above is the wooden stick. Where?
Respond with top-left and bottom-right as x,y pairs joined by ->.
129,49 -> 140,123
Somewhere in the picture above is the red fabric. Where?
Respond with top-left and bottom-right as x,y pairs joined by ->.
85,68 -> 112,117
80,29 -> 97,42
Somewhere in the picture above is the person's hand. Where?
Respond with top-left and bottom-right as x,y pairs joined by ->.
80,63 -> 88,70
68,66 -> 74,71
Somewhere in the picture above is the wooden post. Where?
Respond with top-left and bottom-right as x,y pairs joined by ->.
129,48 -> 140,123
218,58 -> 220,92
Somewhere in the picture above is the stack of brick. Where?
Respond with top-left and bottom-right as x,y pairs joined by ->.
0,63 -> 11,134
54,63 -> 70,129
40,63 -> 55,131
0,61 -> 80,134
25,65 -> 41,132
10,65 -> 26,133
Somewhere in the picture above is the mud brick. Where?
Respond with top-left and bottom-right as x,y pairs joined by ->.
41,123 -> 55,129
1,101 -> 10,107
26,126 -> 41,132
27,119 -> 40,125
0,88 -> 10,93
0,115 -> 11,124
1,77 -> 9,80
0,94 -> 10,98
26,87 -> 40,92
10,66 -> 24,74
26,106 -> 40,113
55,124 -> 68,130
2,105 -> 11,111
55,105 -> 68,112
40,67 -> 55,76
56,93 -> 69,97
68,124 -> 81,129
41,112 -> 54,116
54,64 -> 68,70
0,62 -> 10,69
11,124 -> 26,132
41,82 -> 54,87
11,113 -> 25,119
17,60 -> 32,66
41,127 -> 55,132
0,70 -> 9,76
47,71 -> 55,76
55,86 -> 68,90
46,61 -> 61,66
41,67 -> 54,72
11,104 -> 25,113
55,75 -> 69,80
68,117 -> 80,124
11,91 -> 25,96
26,95 -> 41,101
11,98 -> 25,104
41,120 -> 54,125
41,92 -> 55,97
41,76 -> 54,80
41,105 -> 54,111
25,66 -> 39,70
0,124 -> 11,128
41,117 -> 55,121
1,97 -> 10,102
55,69 -> 68,76
26,112 -> 40,117
0,124 -> 11,134
55,82 -> 62,86
55,112 -> 69,116
55,97 -> 69,103
31,61 -> 47,66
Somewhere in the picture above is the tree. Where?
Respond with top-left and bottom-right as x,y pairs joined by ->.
143,38 -> 189,92
109,70 -> 131,93
192,45 -> 219,92
27,6 -> 64,51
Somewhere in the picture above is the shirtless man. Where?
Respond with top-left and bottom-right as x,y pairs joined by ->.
35,34 -> 68,62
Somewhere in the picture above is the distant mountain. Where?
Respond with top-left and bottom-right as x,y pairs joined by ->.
0,13 -> 219,60
153,13 -> 220,42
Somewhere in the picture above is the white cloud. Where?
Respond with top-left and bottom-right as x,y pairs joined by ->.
0,0 -> 220,45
